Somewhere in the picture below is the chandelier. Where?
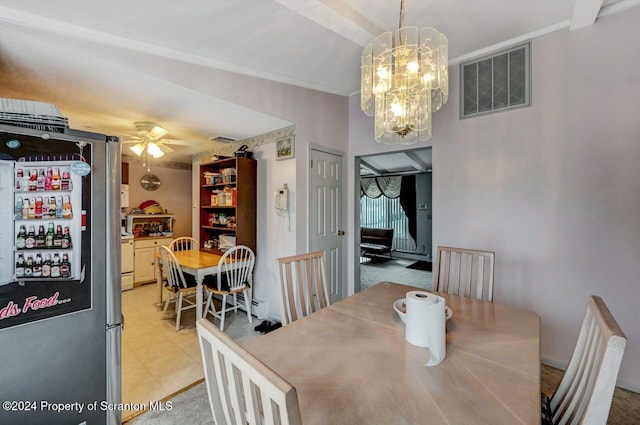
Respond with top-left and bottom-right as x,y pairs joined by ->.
360,0 -> 448,145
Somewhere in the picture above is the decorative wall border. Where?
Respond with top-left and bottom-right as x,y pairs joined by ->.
194,124 -> 296,163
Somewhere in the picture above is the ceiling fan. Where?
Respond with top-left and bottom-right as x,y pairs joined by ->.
122,121 -> 181,159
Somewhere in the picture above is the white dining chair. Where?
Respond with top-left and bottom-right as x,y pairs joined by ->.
169,236 -> 199,252
542,295 -> 626,425
160,237 -> 198,290
159,246 -> 197,331
197,319 -> 303,425
203,245 -> 255,331
433,246 -> 495,302
278,250 -> 331,325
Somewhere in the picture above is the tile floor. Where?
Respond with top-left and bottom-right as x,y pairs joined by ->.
121,283 -> 259,420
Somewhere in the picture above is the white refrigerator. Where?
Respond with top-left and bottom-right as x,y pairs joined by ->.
0,123 -> 122,425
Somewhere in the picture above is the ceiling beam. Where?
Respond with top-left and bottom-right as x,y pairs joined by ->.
359,158 -> 383,176
403,151 -> 430,172
273,0 -> 383,46
570,0 -> 605,30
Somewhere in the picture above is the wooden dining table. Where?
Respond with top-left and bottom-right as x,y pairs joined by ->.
243,282 -> 541,425
155,249 -> 234,320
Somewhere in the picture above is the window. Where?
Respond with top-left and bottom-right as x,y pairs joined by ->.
461,43 -> 530,118
360,196 -> 416,252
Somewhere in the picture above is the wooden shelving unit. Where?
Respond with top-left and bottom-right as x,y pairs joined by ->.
199,157 -> 256,253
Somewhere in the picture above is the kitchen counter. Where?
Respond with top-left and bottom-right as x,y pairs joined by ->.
133,234 -> 174,241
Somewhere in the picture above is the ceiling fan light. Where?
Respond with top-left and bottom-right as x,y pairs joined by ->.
148,125 -> 168,140
129,143 -> 145,156
147,142 -> 165,158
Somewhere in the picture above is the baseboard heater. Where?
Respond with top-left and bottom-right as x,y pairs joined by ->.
215,293 -> 268,320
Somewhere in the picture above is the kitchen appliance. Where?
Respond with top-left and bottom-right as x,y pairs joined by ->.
120,183 -> 129,208
233,144 -> 253,158
121,234 -> 134,291
0,123 -> 122,425
219,234 -> 236,252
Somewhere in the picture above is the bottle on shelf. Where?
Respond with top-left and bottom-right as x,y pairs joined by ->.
48,196 -> 57,218
35,197 -> 43,220
24,255 -> 34,277
62,195 -> 72,219
28,169 -> 37,191
52,168 -> 61,191
15,197 -> 22,220
60,254 -> 71,279
16,225 -> 27,249
36,169 -> 45,191
51,253 -> 61,278
61,226 -> 72,249
20,169 -> 29,192
33,253 -> 42,278
42,254 -> 52,278
45,222 -> 55,248
28,197 -> 36,219
22,197 -> 29,219
61,171 -> 71,191
36,225 -> 45,248
15,254 -> 25,278
54,225 -> 63,248
44,167 -> 53,191
56,196 -> 63,219
16,168 -> 24,191
25,226 -> 36,249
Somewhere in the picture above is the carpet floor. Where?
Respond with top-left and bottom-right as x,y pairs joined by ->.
128,365 -> 640,424
360,257 -> 433,291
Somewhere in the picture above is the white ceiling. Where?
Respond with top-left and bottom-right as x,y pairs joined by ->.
361,148 -> 432,176
0,0 -> 633,163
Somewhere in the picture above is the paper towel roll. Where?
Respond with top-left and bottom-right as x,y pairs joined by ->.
405,291 -> 446,366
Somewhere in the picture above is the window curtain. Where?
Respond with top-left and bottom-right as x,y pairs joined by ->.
361,175 -> 417,244
360,176 -> 402,199
399,176 -> 417,244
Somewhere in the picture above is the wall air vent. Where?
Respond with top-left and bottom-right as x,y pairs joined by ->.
460,43 -> 530,118
209,136 -> 237,143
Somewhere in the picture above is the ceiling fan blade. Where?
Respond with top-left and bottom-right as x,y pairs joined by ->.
159,144 -> 174,153
122,138 -> 142,145
160,138 -> 198,147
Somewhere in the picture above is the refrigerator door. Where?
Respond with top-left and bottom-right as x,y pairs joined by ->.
0,124 -> 120,425
105,135 -> 123,425
105,135 -> 122,328
106,324 -> 122,425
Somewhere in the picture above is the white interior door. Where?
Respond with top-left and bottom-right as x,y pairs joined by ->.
309,148 -> 344,303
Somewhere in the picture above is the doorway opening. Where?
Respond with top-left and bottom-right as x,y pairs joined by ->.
356,148 -> 433,292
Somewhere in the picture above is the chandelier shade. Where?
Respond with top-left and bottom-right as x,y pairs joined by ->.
361,2 -> 448,145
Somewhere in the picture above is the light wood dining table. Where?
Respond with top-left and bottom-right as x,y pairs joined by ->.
243,282 -> 541,425
155,249 -> 234,320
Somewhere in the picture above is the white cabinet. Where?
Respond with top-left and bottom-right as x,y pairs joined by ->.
133,237 -> 173,284
121,273 -> 134,291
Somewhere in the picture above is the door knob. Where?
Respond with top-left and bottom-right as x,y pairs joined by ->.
337,230 -> 345,236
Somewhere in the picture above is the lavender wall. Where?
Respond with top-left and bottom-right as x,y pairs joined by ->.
126,162 -> 192,237
188,72 -> 349,319
348,9 -> 640,391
